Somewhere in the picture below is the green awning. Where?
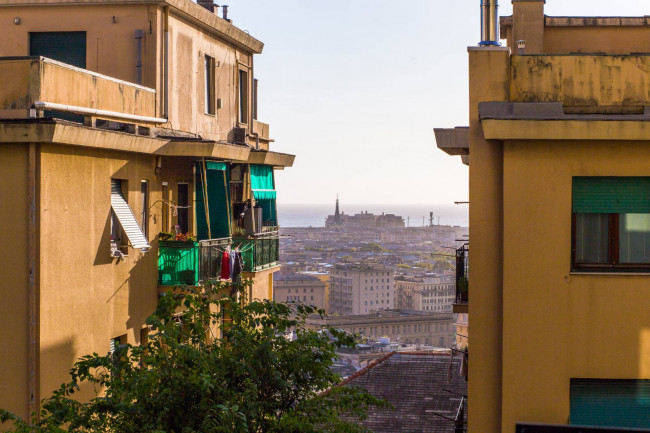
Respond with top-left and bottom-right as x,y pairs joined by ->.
573,177 -> 650,213
250,164 -> 277,200
195,161 -> 231,240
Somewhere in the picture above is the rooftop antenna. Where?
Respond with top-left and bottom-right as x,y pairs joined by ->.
429,212 -> 434,227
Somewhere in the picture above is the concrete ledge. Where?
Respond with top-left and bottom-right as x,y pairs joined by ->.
482,118 -> 650,140
433,127 -> 469,156
480,102 -> 650,121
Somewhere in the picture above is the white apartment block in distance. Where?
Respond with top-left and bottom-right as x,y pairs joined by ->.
329,264 -> 393,315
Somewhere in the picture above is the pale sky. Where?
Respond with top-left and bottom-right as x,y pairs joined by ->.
222,0 -> 649,205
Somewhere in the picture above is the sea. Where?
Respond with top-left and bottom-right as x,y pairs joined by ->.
276,203 -> 469,228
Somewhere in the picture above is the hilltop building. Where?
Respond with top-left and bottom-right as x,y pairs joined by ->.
325,199 -> 404,229
328,264 -> 394,315
435,1 -> 650,431
0,0 -> 292,420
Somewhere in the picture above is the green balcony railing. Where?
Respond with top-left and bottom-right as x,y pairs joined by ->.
158,241 -> 199,286
158,233 -> 279,286
235,231 -> 280,272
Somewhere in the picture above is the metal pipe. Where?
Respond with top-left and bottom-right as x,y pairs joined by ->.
135,29 -> 144,85
33,101 -> 168,124
164,6 -> 170,118
222,4 -> 229,22
479,0 -> 500,46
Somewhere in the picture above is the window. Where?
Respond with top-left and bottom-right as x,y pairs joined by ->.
570,379 -> 650,428
238,69 -> 248,124
177,183 -> 189,234
140,180 -> 149,238
572,177 -> 650,271
204,55 -> 215,115
111,179 -> 149,254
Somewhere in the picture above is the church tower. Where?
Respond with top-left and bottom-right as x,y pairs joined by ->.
334,194 -> 341,225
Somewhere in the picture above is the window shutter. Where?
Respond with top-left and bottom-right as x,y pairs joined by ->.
570,379 -> 650,428
572,177 -> 650,213
111,180 -> 150,250
29,31 -> 87,68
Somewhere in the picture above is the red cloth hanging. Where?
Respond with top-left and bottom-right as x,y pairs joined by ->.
220,251 -> 231,280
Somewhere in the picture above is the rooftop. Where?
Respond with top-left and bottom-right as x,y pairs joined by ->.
341,352 -> 467,433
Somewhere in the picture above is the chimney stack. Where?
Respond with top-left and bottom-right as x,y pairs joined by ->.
479,0 -> 500,46
197,0 -> 215,13
222,5 -> 230,22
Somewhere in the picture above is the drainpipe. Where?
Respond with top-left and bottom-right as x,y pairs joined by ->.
163,6 -> 170,119
479,0 -> 500,46
135,30 -> 144,85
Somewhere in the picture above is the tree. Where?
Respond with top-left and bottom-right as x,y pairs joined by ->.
0,281 -> 383,433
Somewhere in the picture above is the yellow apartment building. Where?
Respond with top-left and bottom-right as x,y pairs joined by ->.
0,0 -> 293,422
436,1 -> 650,432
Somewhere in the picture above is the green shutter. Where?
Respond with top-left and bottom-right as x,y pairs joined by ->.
250,165 -> 277,225
195,162 -> 231,241
573,177 -> 650,213
30,31 -> 87,68
570,379 -> 650,428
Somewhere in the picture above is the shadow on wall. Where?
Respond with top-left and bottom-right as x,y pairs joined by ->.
40,337 -> 96,406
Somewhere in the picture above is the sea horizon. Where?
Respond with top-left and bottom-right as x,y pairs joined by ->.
276,203 -> 469,228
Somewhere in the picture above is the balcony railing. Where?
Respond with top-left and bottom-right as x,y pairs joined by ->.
236,230 -> 280,272
158,232 -> 280,286
455,244 -> 469,309
199,237 -> 232,281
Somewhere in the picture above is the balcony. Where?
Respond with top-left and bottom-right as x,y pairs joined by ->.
0,56 -> 159,124
453,244 -> 469,314
157,232 -> 279,286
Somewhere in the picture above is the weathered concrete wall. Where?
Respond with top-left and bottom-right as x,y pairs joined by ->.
510,55 -> 650,108
544,26 -> 650,55
0,144 -> 30,421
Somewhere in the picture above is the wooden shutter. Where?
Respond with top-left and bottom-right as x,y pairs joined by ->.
572,177 -> 650,213
570,379 -> 650,428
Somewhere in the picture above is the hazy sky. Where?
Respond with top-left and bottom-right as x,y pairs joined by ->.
221,0 -> 648,206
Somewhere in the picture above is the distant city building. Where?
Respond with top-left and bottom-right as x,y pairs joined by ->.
273,273 -> 328,311
329,264 -> 394,315
456,313 -> 468,349
394,274 -> 455,313
306,309 -> 455,347
325,199 -> 405,229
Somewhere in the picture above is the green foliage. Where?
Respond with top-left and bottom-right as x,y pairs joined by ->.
396,264 -> 411,269
0,281 -> 383,433
360,243 -> 387,253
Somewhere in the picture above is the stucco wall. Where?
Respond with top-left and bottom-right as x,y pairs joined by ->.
0,144 -> 30,420
37,143 -> 161,399
501,139 -> 650,432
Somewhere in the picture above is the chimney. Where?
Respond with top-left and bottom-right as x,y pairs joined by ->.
479,0 -> 500,46
222,4 -> 230,22
197,0 -> 215,13
512,0 -> 545,54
